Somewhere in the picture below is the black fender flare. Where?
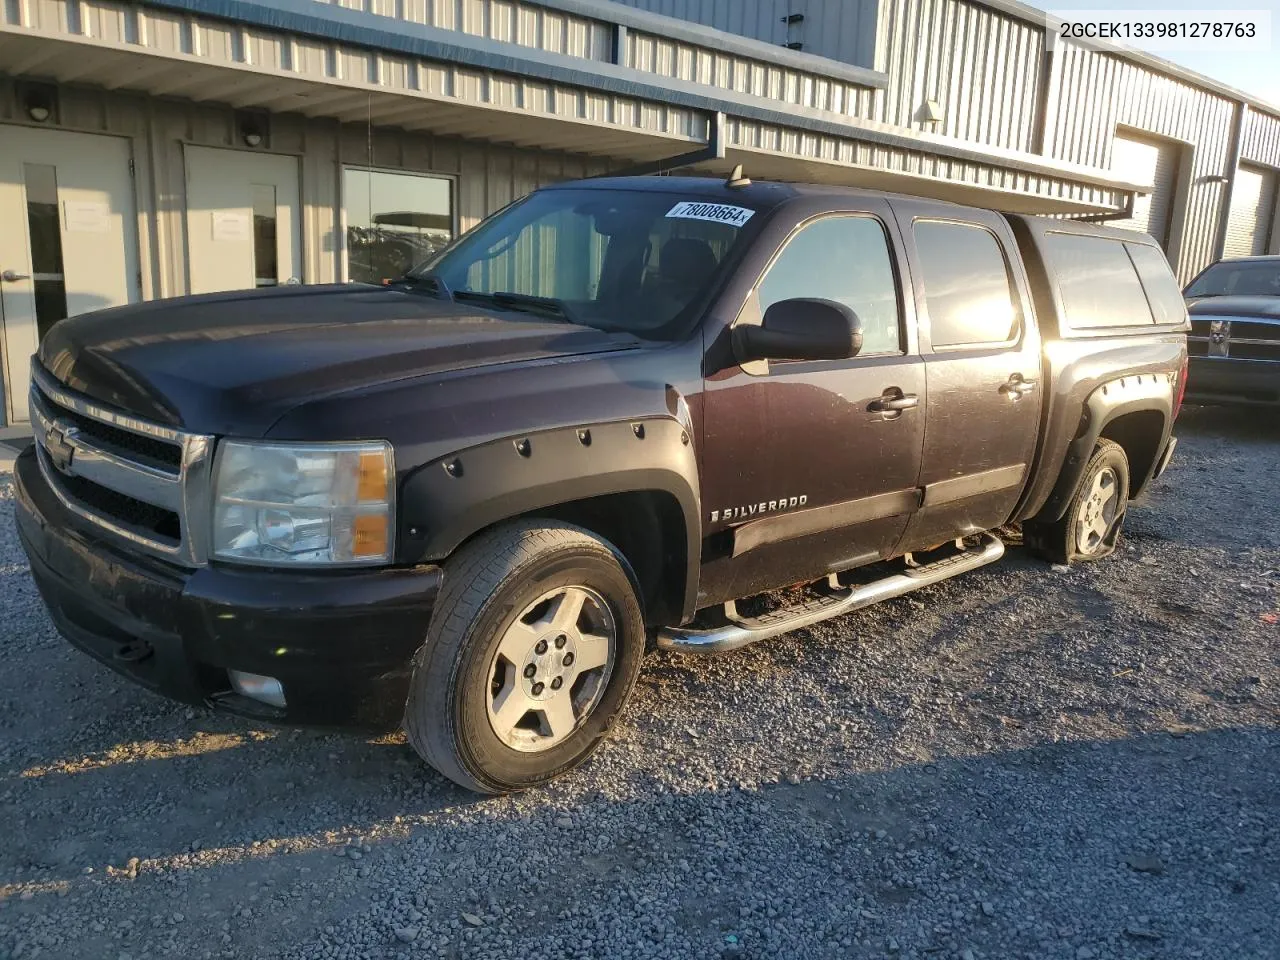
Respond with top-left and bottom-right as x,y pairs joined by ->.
1032,372 -> 1173,524
397,416 -> 702,622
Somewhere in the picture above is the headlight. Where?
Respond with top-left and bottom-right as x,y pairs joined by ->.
212,440 -> 394,565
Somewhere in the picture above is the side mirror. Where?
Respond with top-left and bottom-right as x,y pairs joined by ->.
733,297 -> 863,363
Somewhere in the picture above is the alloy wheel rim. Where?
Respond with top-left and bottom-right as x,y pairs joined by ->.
1076,466 -> 1120,555
485,585 -> 616,753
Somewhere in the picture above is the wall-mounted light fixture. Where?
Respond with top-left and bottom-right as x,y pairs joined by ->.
237,111 -> 267,148
22,84 -> 56,123
915,99 -> 944,126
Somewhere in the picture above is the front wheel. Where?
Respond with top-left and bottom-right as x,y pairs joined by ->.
1026,438 -> 1130,564
404,521 -> 646,794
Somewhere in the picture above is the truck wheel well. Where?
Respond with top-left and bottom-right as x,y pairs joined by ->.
1099,411 -> 1165,497
516,492 -> 688,628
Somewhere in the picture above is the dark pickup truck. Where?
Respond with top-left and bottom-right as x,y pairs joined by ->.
1183,255 -> 1280,406
14,175 -> 1188,793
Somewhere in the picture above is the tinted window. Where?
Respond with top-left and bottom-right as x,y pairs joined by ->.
1043,233 -> 1154,328
758,216 -> 901,355
1126,243 -> 1187,326
1184,259 -> 1280,297
419,189 -> 755,338
913,221 -> 1018,347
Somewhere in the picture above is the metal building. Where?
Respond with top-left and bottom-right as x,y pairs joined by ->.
1,0 -> 1278,425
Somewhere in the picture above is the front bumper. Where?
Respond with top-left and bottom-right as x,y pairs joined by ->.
1186,357 -> 1280,406
14,446 -> 441,729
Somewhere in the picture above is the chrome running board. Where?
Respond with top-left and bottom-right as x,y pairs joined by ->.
656,532 -> 1005,654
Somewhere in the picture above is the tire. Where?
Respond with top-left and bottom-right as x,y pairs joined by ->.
404,520 -> 646,794
1026,438 -> 1130,565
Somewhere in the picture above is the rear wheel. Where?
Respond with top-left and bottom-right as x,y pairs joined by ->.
404,521 -> 645,794
1026,438 -> 1130,564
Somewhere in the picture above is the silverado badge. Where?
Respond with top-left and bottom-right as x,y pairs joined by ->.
710,496 -> 807,523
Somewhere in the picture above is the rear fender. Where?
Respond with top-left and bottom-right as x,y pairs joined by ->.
1032,373 -> 1173,523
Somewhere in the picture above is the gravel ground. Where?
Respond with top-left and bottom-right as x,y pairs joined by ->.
0,405 -> 1277,960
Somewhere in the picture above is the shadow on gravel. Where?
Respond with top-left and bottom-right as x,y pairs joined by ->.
1175,404 -> 1280,441
1,724 -> 1276,958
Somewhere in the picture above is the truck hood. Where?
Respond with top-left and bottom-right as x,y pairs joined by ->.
38,285 -> 641,436
1186,295 -> 1280,318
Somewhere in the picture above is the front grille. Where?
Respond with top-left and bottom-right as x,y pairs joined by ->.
42,398 -> 182,469
1186,316 -> 1280,363
29,362 -> 214,566
52,466 -> 182,542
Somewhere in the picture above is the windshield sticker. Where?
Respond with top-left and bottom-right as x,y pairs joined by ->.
665,202 -> 755,228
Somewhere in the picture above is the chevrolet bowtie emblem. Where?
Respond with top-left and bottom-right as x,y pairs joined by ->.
45,425 -> 76,473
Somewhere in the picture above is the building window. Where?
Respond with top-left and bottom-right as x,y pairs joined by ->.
24,162 -> 68,341
344,168 -> 453,284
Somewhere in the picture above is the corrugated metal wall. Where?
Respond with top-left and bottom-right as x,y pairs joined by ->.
609,0 -> 879,68
608,0 -> 788,46
323,0 -> 615,60
870,0 -> 1044,152
1242,109 -> 1280,167
787,0 -> 878,69
1044,42 -> 1237,281
0,77 -> 610,300
625,26 -> 877,117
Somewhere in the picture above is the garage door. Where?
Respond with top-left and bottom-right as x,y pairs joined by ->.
1110,130 -> 1181,249
1224,165 -> 1278,257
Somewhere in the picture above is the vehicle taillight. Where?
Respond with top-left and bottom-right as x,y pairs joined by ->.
1173,358 -> 1188,421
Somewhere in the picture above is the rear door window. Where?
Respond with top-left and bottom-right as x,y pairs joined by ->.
1125,243 -> 1187,326
1043,232 -> 1156,328
913,220 -> 1019,348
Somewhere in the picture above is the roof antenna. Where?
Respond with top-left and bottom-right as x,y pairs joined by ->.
725,163 -> 751,189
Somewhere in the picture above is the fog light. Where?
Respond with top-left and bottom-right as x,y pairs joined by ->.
228,670 -> 286,708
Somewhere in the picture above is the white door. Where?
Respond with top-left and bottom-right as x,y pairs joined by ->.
0,125 -> 139,424
1224,165 -> 1278,258
1110,130 -> 1181,250
184,146 -> 301,294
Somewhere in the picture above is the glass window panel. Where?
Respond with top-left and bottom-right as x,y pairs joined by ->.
344,168 -> 453,284
914,221 -> 1019,348
24,163 -> 68,340
1041,233 -> 1155,328
758,216 -> 902,355
252,183 -> 278,287
1184,260 -> 1280,297
24,163 -> 64,277
1126,243 -> 1186,327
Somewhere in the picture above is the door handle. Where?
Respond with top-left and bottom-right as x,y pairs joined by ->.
1,270 -> 31,283
1000,374 -> 1037,399
869,391 -> 920,413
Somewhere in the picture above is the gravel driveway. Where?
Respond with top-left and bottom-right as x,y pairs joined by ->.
1,405 -> 1277,960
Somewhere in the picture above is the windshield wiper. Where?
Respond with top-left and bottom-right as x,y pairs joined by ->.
454,290 -> 576,322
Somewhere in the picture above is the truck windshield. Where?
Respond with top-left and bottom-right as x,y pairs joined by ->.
407,188 -> 759,337
1184,260 -> 1280,298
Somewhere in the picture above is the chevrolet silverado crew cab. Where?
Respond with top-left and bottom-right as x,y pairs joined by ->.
15,175 -> 1188,794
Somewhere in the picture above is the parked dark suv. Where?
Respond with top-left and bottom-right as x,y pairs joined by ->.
15,175 -> 1187,793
